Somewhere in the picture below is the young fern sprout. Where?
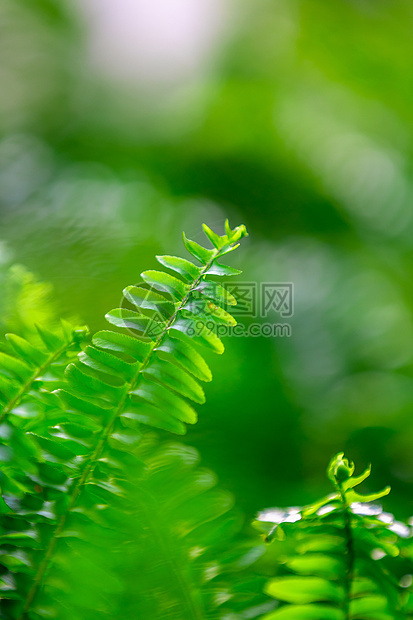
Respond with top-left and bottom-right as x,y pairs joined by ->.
0,222 -> 252,619
255,453 -> 413,620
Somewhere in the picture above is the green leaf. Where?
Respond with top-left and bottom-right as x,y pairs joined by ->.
328,452 -> 355,485
194,280 -> 237,306
302,493 -> 339,517
5,334 -> 48,367
205,262 -> 242,277
29,433 -> 78,461
92,330 -> 151,361
285,554 -> 343,578
132,380 -> 197,424
0,374 -> 20,402
224,220 -> 248,244
142,358 -> 205,404
202,223 -> 224,249
123,286 -> 174,317
140,270 -> 188,300
0,550 -> 33,573
342,465 -> 371,491
121,403 -> 187,436
349,595 -> 390,616
351,579 -> 379,597
219,242 -> 240,256
0,352 -> 33,382
155,336 -> 212,382
182,299 -> 237,326
296,535 -> 344,554
345,487 -> 391,503
57,389 -> 111,422
156,255 -> 201,282
65,363 -> 126,405
265,576 -> 343,604
171,318 -> 225,354
105,309 -> 164,337
224,218 -> 232,238
79,345 -> 139,382
182,232 -> 216,264
35,325 -> 65,351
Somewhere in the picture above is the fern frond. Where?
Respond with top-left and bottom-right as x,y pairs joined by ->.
255,453 -> 413,620
0,222 -> 248,618
59,221 -> 247,436
0,321 -> 87,421
0,322 -> 87,497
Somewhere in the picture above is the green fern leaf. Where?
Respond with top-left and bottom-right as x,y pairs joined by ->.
0,324 -> 87,422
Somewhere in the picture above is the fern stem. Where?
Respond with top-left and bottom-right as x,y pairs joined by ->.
0,340 -> 74,423
337,483 -> 354,620
20,250 -> 220,617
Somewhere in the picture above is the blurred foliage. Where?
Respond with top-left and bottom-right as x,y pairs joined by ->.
1,0 -> 413,546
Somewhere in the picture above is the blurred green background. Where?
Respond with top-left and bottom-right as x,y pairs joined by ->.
1,0 -> 413,521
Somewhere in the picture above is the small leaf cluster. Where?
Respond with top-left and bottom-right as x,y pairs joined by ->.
255,453 -> 413,620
